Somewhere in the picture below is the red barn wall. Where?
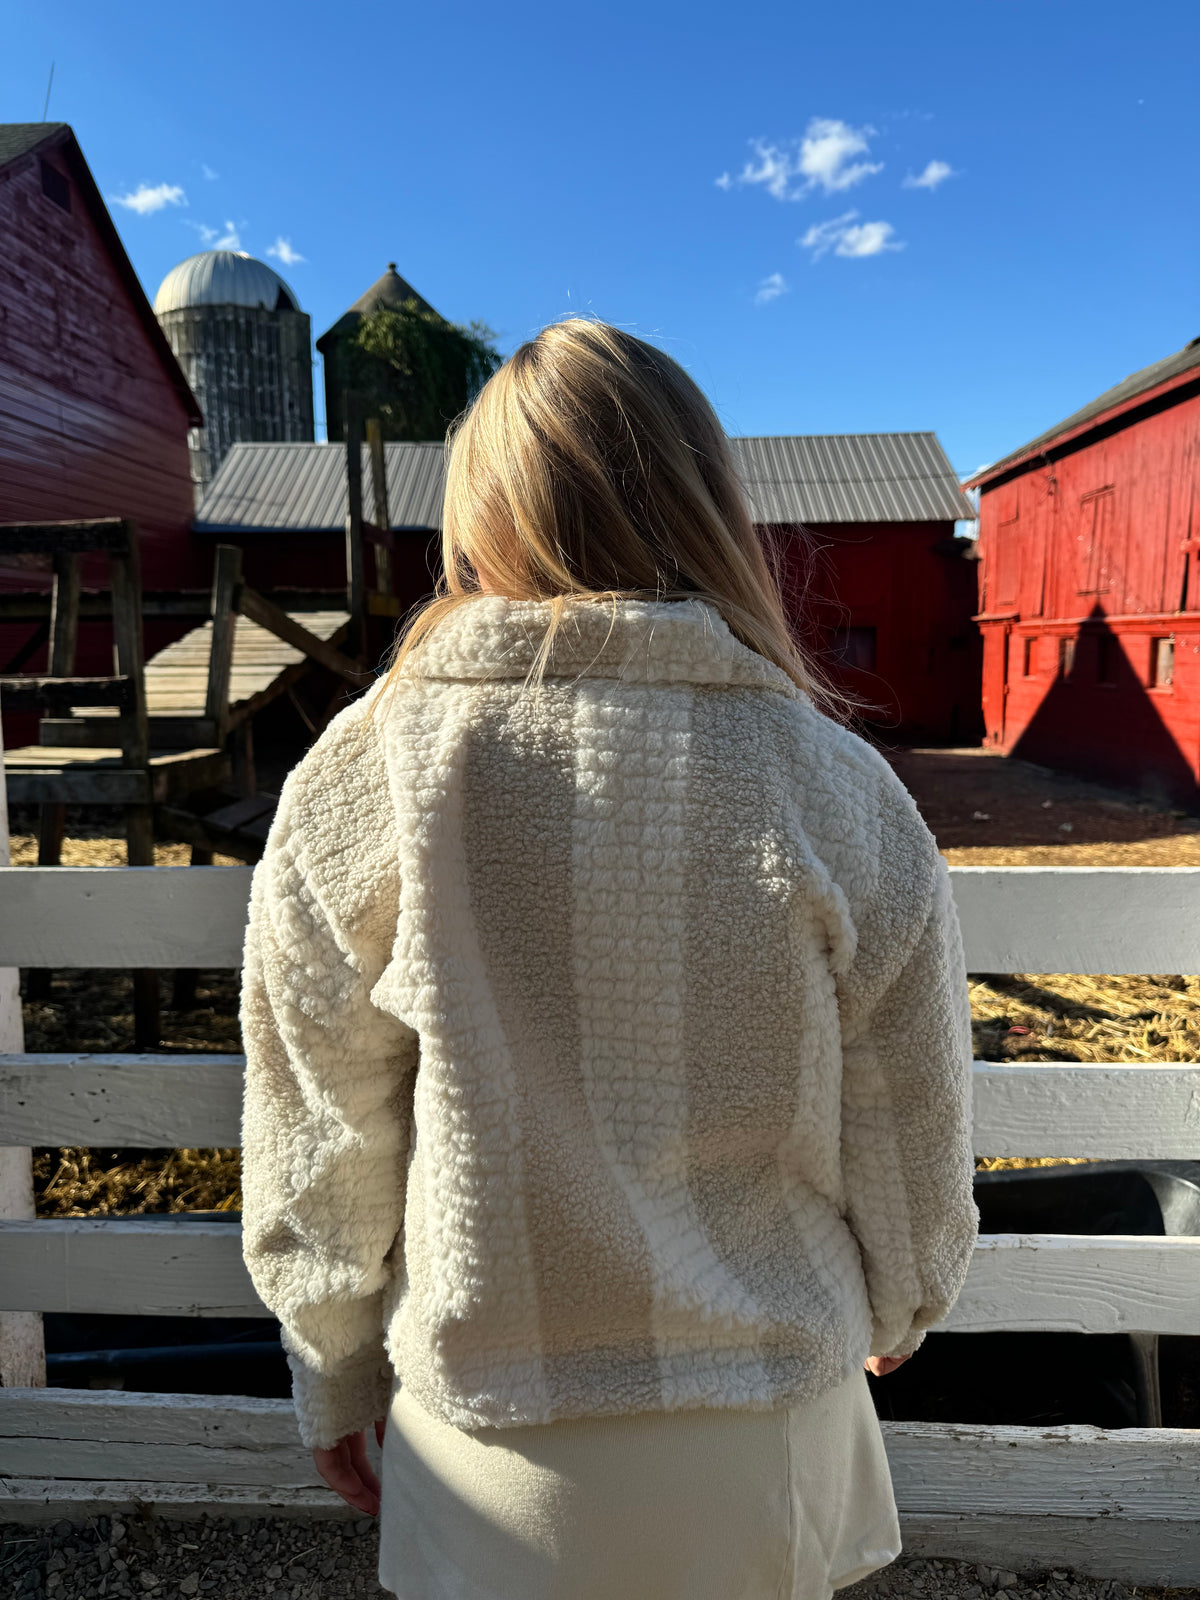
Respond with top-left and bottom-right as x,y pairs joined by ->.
0,142 -> 204,747
976,390 -> 1200,803
774,520 -> 982,742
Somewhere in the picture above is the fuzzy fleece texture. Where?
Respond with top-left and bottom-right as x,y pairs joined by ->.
239,595 -> 979,1451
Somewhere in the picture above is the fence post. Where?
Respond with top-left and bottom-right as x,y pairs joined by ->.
343,390 -> 366,662
0,695 -> 48,1387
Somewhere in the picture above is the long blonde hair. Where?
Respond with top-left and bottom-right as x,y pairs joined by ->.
379,318 -> 836,708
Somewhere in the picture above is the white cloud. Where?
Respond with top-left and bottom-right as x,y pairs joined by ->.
720,119 -> 882,203
903,159 -> 954,190
799,211 -> 904,261
798,118 -> 883,193
110,182 -> 186,215
201,163 -> 219,181
266,236 -> 305,266
754,272 -> 788,304
195,219 -> 242,248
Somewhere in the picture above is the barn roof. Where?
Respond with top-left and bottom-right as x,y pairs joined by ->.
0,122 -> 203,427
731,433 -> 974,523
193,441 -> 446,534
968,336 -> 1200,488
195,431 -> 972,536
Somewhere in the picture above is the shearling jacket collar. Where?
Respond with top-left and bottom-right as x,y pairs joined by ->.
401,594 -> 807,699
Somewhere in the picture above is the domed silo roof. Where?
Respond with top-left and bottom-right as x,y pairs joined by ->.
154,250 -> 300,314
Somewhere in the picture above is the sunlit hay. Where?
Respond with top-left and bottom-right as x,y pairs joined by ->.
945,838 -> 1200,867
33,1146 -> 242,1217
8,832 -> 240,867
970,971 -> 1200,1171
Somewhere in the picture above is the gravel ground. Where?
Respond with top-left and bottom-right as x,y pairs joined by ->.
0,1513 -> 389,1598
1,1516 -> 1194,1600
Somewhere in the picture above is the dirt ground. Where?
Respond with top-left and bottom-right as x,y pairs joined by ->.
883,744 -> 1200,864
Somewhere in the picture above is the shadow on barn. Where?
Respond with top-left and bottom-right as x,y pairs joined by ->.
1010,603 -> 1199,812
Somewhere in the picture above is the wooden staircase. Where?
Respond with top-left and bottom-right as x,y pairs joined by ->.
0,529 -> 368,1037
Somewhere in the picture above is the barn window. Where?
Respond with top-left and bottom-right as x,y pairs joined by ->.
1149,636 -> 1174,689
39,159 -> 70,211
828,626 -> 877,671
1096,634 -> 1118,684
1057,636 -> 1076,679
1022,637 -> 1037,676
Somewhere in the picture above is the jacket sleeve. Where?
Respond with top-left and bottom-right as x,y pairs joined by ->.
836,765 -> 979,1361
239,695 -> 419,1450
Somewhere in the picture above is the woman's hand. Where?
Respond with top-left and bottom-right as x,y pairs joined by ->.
864,1355 -> 911,1377
313,1418 -> 387,1515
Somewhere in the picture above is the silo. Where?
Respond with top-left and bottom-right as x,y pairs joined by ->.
154,250 -> 314,494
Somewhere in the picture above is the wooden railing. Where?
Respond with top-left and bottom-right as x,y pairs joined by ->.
0,865 -> 1198,1576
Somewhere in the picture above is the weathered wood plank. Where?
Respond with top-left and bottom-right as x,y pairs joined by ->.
39,717 -> 219,749
0,521 -> 129,555
237,586 -> 365,685
6,1054 -> 1198,1157
942,1233 -> 1200,1336
972,1062 -> 1200,1158
0,1219 -> 262,1317
0,868 -> 252,968
3,1220 -> 1197,1332
0,676 -> 134,712
0,716 -> 46,1389
3,768 -> 150,804
898,1514 -> 1200,1586
0,1055 -> 245,1146
205,544 -> 241,736
3,1402 -> 1200,1582
952,865 -> 1200,974
0,1480 -> 354,1522
4,865 -> 1199,978
883,1419 -> 1200,1518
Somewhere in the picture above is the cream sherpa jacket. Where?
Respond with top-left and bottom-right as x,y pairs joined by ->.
240,595 -> 979,1451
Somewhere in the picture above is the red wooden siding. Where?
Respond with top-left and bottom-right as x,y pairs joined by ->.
0,146 -> 201,589
975,388 -> 1200,803
0,135 -> 204,745
775,521 -> 982,742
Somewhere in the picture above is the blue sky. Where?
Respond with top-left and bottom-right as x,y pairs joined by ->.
5,0 -> 1197,476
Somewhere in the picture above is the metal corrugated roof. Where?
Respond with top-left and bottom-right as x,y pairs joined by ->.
730,434 -> 974,523
193,441 -> 447,533
194,431 -> 972,535
970,337 -> 1200,485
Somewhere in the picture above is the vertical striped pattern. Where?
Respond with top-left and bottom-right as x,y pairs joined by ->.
461,685 -> 659,1416
570,683 -> 774,1409
378,683 -> 551,1422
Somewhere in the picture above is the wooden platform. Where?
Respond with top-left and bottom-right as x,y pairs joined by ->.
40,610 -> 351,749
2,746 -> 227,805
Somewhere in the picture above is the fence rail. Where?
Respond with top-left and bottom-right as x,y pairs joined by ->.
6,863 -> 1200,972
1,862 -> 1199,1580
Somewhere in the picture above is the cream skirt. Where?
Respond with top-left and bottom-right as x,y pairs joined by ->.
377,1369 -> 901,1600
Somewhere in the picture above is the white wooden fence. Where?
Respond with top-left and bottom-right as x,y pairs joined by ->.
0,864 -> 1199,1582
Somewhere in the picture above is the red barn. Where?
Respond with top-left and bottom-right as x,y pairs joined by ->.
734,435 -> 980,740
0,122 -> 204,743
195,431 -> 980,740
968,338 -> 1200,805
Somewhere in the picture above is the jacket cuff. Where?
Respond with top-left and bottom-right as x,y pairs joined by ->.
869,1324 -> 928,1361
286,1342 -> 395,1451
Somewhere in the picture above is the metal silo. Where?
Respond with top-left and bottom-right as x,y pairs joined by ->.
154,250 -> 314,496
